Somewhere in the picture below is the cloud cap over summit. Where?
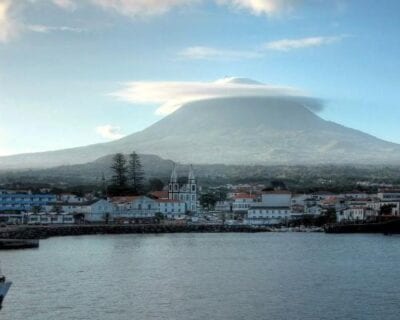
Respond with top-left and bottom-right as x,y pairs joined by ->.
111,77 -> 323,115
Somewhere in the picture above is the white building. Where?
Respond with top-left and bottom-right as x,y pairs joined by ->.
215,200 -> 232,212
246,206 -> 291,225
377,190 -> 400,202
261,191 -> 292,207
168,165 -> 198,213
58,193 -> 86,203
336,207 -> 377,223
85,199 -> 116,222
112,196 -> 158,219
27,212 -> 74,225
245,190 -> 293,225
157,199 -> 186,219
232,194 -> 256,213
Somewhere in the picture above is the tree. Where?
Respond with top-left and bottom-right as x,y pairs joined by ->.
128,151 -> 145,195
32,205 -> 42,214
380,204 -> 395,215
148,178 -> 164,192
51,204 -> 62,214
155,212 -> 164,224
200,193 -> 218,211
111,153 -> 128,187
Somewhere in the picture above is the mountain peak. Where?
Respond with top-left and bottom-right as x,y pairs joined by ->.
1,96 -> 400,169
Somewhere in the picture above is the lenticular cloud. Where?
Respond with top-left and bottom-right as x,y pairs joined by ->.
111,77 -> 322,116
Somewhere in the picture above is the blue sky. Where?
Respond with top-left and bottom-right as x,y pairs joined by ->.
0,0 -> 400,155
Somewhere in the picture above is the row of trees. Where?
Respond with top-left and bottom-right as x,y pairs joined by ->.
109,152 -> 145,196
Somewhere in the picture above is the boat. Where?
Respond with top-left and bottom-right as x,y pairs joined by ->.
0,269 -> 12,309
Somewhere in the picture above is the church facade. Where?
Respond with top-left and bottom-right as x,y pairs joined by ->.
168,165 -> 198,213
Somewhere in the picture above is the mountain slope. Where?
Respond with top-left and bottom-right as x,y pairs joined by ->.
1,96 -> 400,169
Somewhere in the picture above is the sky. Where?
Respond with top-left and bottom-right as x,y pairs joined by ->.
1,0 -> 400,156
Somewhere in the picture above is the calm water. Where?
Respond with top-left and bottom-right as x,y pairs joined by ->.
1,233 -> 400,320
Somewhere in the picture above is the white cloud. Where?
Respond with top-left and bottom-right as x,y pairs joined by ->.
217,0 -> 301,15
180,46 -> 262,60
96,124 -> 125,140
52,0 -> 77,11
264,35 -> 343,51
52,0 -> 300,17
28,24 -> 84,33
111,77 -> 311,116
181,35 -> 344,60
0,0 -> 19,43
89,0 -> 198,17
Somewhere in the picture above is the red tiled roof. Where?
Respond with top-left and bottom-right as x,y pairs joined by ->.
234,193 -> 256,199
156,199 -> 183,203
149,191 -> 169,199
110,196 -> 140,204
262,190 -> 292,195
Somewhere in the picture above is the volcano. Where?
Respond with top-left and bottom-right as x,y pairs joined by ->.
1,96 -> 400,169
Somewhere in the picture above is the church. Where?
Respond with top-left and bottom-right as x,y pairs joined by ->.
168,164 -> 198,213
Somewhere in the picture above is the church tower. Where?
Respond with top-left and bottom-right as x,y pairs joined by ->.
188,165 -> 197,212
168,163 -> 179,200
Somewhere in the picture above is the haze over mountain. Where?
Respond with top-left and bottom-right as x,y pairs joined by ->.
1,96 -> 400,170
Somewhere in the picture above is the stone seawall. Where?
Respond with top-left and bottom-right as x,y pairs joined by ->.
324,219 -> 400,234
0,224 -> 270,240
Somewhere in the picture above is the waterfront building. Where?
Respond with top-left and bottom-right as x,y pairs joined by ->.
157,199 -> 186,219
377,189 -> 400,201
246,206 -> 291,225
27,212 -> 74,225
58,193 -> 87,203
0,192 -> 57,213
85,199 -> 116,222
168,165 -> 198,213
215,200 -> 232,213
245,190 -> 293,225
261,190 -> 292,207
112,196 -> 159,219
149,191 -> 169,200
232,193 -> 256,213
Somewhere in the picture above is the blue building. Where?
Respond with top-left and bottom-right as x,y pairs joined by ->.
0,192 -> 57,212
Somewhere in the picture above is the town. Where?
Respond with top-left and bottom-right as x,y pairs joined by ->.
1,159 -> 400,229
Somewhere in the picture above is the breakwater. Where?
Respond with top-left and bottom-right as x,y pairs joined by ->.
325,219 -> 400,234
0,239 -> 39,250
0,224 -> 270,240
